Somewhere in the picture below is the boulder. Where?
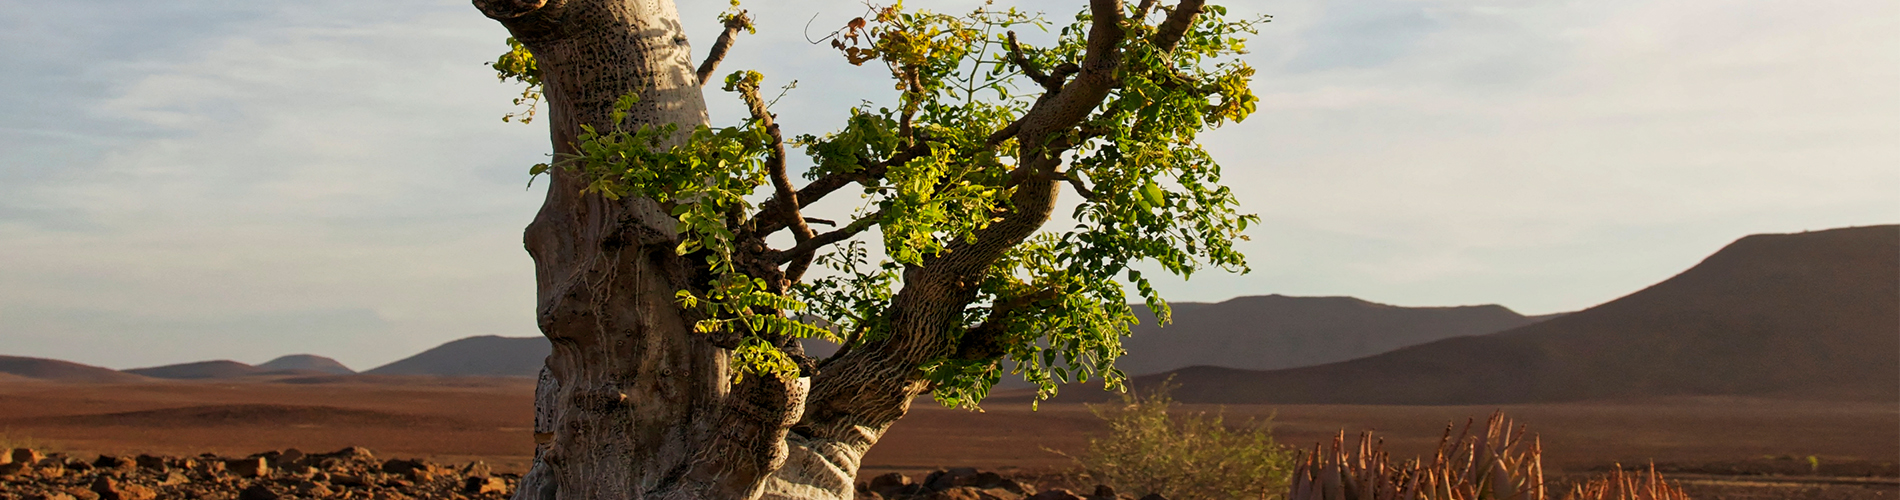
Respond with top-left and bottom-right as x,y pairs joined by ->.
12,448 -> 44,464
0,461 -> 28,477
868,471 -> 913,496
238,483 -> 281,500
466,476 -> 509,495
227,456 -> 270,478
134,454 -> 167,472
91,455 -> 133,471
90,475 -> 157,500
925,467 -> 980,491
1027,489 -> 1085,500
928,486 -> 988,500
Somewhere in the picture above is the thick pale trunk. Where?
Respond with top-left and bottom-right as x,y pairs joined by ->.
480,1 -> 895,499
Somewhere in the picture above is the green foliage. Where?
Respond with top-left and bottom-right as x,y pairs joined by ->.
492,37 -> 543,124
1071,381 -> 1296,499
494,1 -> 1267,400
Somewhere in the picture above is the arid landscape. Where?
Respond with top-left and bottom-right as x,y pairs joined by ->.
4,226 -> 1896,499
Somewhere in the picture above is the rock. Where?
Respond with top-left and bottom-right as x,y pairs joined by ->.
65,459 -> 94,472
928,486 -> 988,500
855,490 -> 886,500
869,472 -> 914,495
925,467 -> 980,491
238,483 -> 281,500
463,460 -> 493,479
1028,489 -> 1086,500
90,475 -> 157,500
159,472 -> 190,486
293,480 -> 335,496
0,448 -> 9,465
330,473 -> 370,487
0,461 -> 29,477
276,448 -> 305,466
323,446 -> 375,460
228,456 -> 271,478
409,468 -> 437,483
28,493 -> 79,500
134,454 -> 167,472
1137,494 -> 1168,500
466,476 -> 508,495
12,447 -> 45,464
981,487 -> 1026,500
382,458 -> 437,475
92,455 -> 132,471
1089,485 -> 1117,500
63,487 -> 102,500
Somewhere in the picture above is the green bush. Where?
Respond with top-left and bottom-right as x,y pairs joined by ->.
1071,381 -> 1297,499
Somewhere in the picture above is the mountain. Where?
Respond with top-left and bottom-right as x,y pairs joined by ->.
258,354 -> 355,375
124,360 -> 266,379
1116,225 -> 1899,405
1116,295 -> 1547,376
0,355 -> 151,383
365,336 -> 549,377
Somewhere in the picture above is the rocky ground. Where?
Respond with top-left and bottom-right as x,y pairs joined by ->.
0,447 -> 514,500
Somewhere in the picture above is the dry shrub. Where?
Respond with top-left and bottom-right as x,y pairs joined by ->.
1286,413 -> 1692,500
1071,381 -> 1297,499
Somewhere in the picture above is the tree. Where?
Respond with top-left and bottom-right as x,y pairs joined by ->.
473,0 -> 1263,498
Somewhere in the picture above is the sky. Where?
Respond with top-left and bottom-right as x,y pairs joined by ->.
0,0 -> 1893,371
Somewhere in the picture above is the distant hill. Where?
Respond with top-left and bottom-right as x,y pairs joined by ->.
124,360 -> 266,379
1116,295 -> 1547,376
365,336 -> 549,377
1114,225 -> 1900,404
0,355 -> 150,383
258,354 -> 354,375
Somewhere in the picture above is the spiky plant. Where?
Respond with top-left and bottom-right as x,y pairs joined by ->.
1287,412 -> 1546,500
1563,464 -> 1690,500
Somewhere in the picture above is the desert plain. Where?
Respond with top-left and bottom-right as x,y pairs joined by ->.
2,374 -> 1893,498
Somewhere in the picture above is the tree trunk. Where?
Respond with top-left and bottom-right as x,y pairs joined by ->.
477,1 -> 888,499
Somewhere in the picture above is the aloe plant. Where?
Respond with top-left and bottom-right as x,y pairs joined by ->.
1287,412 -> 1546,500
1564,464 -> 1690,500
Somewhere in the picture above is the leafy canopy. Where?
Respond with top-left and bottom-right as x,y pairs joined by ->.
494,0 -> 1266,407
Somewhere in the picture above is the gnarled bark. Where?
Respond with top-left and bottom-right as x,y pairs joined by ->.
473,0 -> 1197,498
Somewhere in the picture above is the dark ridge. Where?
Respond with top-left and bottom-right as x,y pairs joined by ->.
365,335 -> 549,377
124,360 -> 266,379
1105,225 -> 1899,405
258,354 -> 355,375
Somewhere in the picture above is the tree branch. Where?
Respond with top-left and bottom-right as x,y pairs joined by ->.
771,212 -> 881,265
697,11 -> 753,86
1152,0 -> 1207,53
955,286 -> 1064,360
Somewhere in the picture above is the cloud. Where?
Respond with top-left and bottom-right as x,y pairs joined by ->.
0,0 -> 1893,368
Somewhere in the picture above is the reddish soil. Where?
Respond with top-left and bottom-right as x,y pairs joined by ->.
3,378 -> 1891,489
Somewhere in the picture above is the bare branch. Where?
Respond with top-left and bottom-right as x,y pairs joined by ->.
772,212 -> 882,264
1061,173 -> 1099,201
697,11 -> 754,86
1134,0 -> 1159,20
1153,0 -> 1207,53
1005,31 -> 1057,91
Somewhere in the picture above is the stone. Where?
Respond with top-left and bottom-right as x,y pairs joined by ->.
1028,489 -> 1086,500
238,483 -> 281,500
90,475 -> 157,500
1089,485 -> 1117,500
928,486 -> 987,500
29,493 -> 79,500
465,476 -> 508,495
331,473 -> 370,487
0,461 -> 30,477
408,468 -> 436,483
12,448 -> 44,464
463,460 -> 493,479
92,455 -> 133,471
276,448 -> 305,466
382,458 -> 437,475
159,472 -> 190,486
134,454 -> 167,472
228,456 -> 271,478
981,487 -> 1026,500
869,471 -> 913,496
1137,494 -> 1168,500
925,467 -> 980,491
